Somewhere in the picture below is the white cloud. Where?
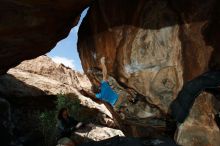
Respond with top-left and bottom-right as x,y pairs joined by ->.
51,56 -> 75,70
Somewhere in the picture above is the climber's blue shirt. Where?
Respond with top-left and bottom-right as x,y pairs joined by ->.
95,80 -> 119,106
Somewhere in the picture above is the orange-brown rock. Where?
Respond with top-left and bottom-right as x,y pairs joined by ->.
78,0 -> 220,136
0,0 -> 91,74
175,92 -> 220,146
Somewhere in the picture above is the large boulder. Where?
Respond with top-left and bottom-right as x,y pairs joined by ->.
78,0 -> 220,136
74,124 -> 124,143
175,92 -> 220,146
0,0 -> 91,74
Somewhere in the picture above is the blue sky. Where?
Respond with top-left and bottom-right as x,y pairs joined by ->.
47,8 -> 88,72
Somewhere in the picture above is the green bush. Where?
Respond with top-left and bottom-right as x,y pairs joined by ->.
39,111 -> 56,146
56,93 -> 81,119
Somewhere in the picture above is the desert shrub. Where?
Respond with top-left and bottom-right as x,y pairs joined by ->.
39,111 -> 56,146
56,93 -> 81,119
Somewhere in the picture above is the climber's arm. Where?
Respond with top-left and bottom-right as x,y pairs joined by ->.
101,57 -> 108,81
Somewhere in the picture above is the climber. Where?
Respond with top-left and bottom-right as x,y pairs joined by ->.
94,56 -> 139,118
95,57 -> 119,106
56,107 -> 83,141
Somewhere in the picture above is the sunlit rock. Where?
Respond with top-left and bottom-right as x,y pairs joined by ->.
176,92 -> 220,146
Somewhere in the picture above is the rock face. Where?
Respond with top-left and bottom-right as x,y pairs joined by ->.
0,55 -> 114,117
0,55 -> 119,144
176,92 -> 220,146
0,0 -> 91,74
0,55 -> 91,96
78,0 -> 220,136
0,55 -> 114,118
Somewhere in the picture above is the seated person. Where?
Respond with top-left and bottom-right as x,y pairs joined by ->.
56,107 -> 83,140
